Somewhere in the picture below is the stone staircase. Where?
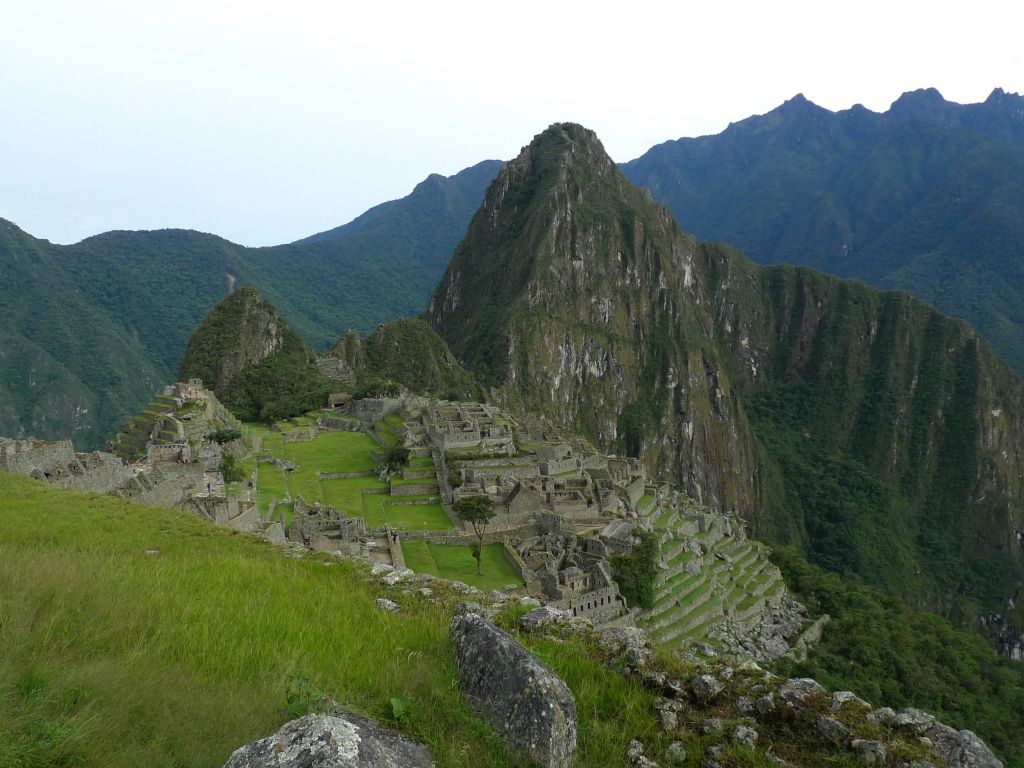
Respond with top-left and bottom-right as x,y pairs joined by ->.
636,495 -> 786,652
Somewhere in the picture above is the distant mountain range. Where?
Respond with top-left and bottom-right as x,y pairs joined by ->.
622,87 -> 1024,371
0,160 -> 500,448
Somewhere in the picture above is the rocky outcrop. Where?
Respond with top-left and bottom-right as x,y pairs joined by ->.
450,612 -> 576,768
179,287 -> 291,393
221,713 -> 434,768
889,708 -> 1003,768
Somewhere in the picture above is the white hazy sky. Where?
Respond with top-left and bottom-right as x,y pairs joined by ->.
2,0 -> 1022,247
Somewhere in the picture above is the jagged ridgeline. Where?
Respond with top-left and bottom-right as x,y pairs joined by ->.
325,318 -> 481,400
622,88 -> 1024,374
178,287 -> 332,423
426,123 -> 1024,624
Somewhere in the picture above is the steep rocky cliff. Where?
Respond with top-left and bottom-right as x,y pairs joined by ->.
426,123 -> 1024,620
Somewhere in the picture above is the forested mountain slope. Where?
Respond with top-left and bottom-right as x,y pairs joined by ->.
0,160 -> 500,448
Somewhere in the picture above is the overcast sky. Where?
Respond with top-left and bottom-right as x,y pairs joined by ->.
2,0 -> 1021,247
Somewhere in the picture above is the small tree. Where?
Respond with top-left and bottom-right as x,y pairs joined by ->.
453,496 -> 496,575
383,445 -> 410,472
219,453 -> 245,484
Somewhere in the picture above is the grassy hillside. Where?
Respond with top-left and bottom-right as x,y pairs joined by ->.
0,473 -> 660,768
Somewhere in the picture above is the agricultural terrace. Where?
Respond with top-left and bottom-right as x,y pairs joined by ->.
401,541 -> 521,592
245,419 -> 453,532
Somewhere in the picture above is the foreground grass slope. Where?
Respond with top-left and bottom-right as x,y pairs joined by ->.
0,474 -> 659,768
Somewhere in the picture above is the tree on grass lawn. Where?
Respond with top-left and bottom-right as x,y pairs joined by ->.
454,496 -> 496,575
384,445 -> 410,472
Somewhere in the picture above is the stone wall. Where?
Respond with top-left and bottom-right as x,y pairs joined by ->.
391,481 -> 440,497
0,438 -> 135,494
503,538 -> 543,596
562,584 -> 621,622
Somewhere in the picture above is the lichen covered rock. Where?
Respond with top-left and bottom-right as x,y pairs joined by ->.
221,712 -> 433,768
450,612 -> 576,768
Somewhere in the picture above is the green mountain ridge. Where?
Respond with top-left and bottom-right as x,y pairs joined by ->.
426,123 -> 1024,628
327,318 -> 481,400
621,87 -> 1024,374
0,160 -> 501,449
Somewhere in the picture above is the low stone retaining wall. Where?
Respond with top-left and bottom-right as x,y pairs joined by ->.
390,482 -> 440,497
318,470 -> 378,480
400,522 -> 536,545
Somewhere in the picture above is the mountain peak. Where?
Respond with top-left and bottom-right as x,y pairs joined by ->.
513,122 -> 615,175
888,87 -> 949,120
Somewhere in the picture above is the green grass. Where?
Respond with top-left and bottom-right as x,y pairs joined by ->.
321,477 -> 389,516
256,462 -> 288,518
362,493 -> 452,531
390,476 -> 439,488
399,541 -> 521,592
385,504 -> 452,531
250,429 -> 384,511
0,473 -> 661,768
260,431 -> 284,455
282,431 -> 379,475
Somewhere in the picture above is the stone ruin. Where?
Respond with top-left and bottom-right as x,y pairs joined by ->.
287,496 -> 368,554
511,521 -> 627,623
0,436 -> 134,494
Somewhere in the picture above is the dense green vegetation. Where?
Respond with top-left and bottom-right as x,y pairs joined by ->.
355,319 -> 482,400
0,161 -> 500,449
772,547 -> 1024,766
0,473 -> 660,768
610,530 -> 658,610
178,289 -> 334,424
622,87 -> 1024,374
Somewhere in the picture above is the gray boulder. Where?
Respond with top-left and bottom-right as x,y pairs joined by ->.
691,674 -> 725,702
815,715 -> 850,744
779,677 -> 827,707
893,708 -> 937,735
221,713 -> 433,768
450,612 -> 577,768
520,605 -> 571,632
850,739 -> 886,764
926,722 -> 1003,768
732,725 -> 759,747
865,706 -> 896,725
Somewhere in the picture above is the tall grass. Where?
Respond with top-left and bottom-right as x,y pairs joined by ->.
0,474 -> 658,767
